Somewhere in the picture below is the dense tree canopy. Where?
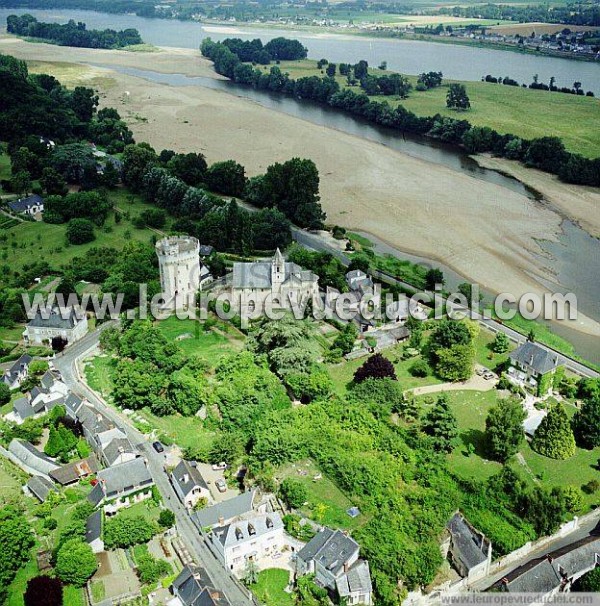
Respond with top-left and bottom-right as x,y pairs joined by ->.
485,398 -> 526,461
55,539 -> 97,586
531,403 -> 576,459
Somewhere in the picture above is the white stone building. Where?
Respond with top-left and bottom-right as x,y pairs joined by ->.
23,306 -> 88,346
209,512 -> 285,574
156,236 -> 202,310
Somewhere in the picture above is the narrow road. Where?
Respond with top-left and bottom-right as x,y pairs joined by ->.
291,228 -> 599,380
52,324 -> 253,606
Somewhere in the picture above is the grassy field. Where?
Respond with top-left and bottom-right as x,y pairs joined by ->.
277,459 -> 367,531
250,569 -> 293,606
271,60 -> 600,158
0,189 -> 159,273
327,342 -> 443,394
155,316 -> 245,366
422,389 -> 600,511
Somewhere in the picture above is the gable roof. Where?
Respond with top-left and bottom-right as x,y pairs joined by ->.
49,455 -> 99,485
336,559 -> 372,598
27,307 -> 82,330
509,342 -> 563,375
172,564 -> 230,606
65,393 -> 84,417
212,512 -> 283,549
8,194 -> 44,213
9,439 -> 60,475
172,460 -> 209,497
13,396 -> 34,421
97,458 -> 153,495
102,437 -> 137,466
231,253 -> 317,290
86,510 -> 102,544
192,489 -> 256,529
3,354 -> 32,384
27,475 -> 56,502
447,512 -> 490,571
297,527 -> 360,578
87,481 -> 106,507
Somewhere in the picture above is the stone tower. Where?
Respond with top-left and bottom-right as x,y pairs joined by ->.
155,236 -> 200,309
271,248 -> 286,289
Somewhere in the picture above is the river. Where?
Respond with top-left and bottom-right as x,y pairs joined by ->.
1,8 -> 600,94
1,8 -> 598,361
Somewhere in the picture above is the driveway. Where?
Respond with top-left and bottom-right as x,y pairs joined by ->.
408,374 -> 496,396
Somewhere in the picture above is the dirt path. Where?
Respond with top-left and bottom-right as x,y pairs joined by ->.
407,375 -> 496,396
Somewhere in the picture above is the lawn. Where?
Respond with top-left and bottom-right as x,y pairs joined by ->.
250,569 -> 293,606
327,343 -> 442,394
277,459 -> 367,531
83,355 -> 116,399
270,60 -> 600,158
155,315 -> 245,365
472,328 -> 512,369
0,189 -> 158,273
0,455 -> 28,504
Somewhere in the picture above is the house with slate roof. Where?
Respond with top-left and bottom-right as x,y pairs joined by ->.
24,306 -> 88,347
494,534 -> 600,595
8,439 -> 60,477
508,341 -> 564,396
227,249 -> 319,315
85,510 -> 104,554
96,427 -> 137,467
444,512 -> 492,581
26,475 -> 57,502
296,527 -> 373,605
191,489 -> 257,530
2,354 -> 32,389
8,194 -> 44,217
8,371 -> 69,424
49,455 -> 99,486
209,512 -> 285,574
96,457 -> 154,514
169,564 -> 230,606
171,460 -> 211,509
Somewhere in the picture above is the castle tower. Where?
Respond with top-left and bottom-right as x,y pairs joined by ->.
271,248 -> 286,288
155,236 -> 201,309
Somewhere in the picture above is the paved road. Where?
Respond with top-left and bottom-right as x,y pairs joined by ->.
53,325 -> 253,606
292,228 -> 598,380
470,511 -> 600,591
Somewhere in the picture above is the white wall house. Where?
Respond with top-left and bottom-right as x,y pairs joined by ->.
170,459 -> 211,509
23,307 -> 88,346
210,512 -> 285,574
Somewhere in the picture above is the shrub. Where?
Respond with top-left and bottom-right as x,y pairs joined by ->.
409,358 -> 431,377
354,353 -> 397,384
66,218 -> 95,245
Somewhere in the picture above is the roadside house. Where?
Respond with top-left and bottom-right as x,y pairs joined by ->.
191,489 -> 257,530
169,563 -> 230,606
170,459 -> 211,509
23,306 -> 88,347
2,354 -> 32,389
296,527 -> 373,605
443,512 -> 492,581
508,342 -> 564,396
96,457 -> 155,514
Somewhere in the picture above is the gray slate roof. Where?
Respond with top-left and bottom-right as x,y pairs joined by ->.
509,342 -> 563,375
336,560 -> 372,598
447,512 -> 489,571
13,396 -> 34,421
65,393 -> 84,418
297,527 -> 360,578
172,460 -> 208,497
9,439 -> 60,475
172,564 -> 230,606
27,475 -> 56,502
232,253 -> 317,290
27,307 -> 81,330
97,458 -> 153,495
87,482 -> 105,507
8,194 -> 44,213
86,510 -> 102,544
49,455 -> 99,485
500,535 -> 600,593
3,354 -> 32,384
102,437 -> 136,466
213,512 -> 283,548
192,489 -> 256,529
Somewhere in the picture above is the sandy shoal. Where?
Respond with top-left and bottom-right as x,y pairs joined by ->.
2,36 -> 599,336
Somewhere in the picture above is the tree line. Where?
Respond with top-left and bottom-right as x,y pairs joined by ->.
201,38 -> 600,187
483,73 -> 595,97
7,14 -> 143,48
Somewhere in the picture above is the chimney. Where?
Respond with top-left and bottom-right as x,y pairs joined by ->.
183,473 -> 189,483
529,353 -> 534,365
218,516 -> 225,526
344,562 -> 350,573
118,446 -> 125,454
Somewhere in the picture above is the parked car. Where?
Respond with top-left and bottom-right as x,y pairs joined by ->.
483,372 -> 496,380
215,478 -> 227,493
152,441 -> 164,453
212,462 -> 228,471
476,367 -> 486,376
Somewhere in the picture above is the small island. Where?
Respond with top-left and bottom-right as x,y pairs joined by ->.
7,14 -> 143,49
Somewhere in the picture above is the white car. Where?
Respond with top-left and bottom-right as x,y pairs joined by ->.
215,479 -> 227,493
212,462 -> 228,471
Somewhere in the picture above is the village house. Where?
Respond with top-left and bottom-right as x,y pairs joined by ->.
2,354 -> 32,389
209,512 -> 285,574
95,457 -> 155,514
296,527 -> 373,605
26,475 -> 57,503
168,564 -> 230,606
8,194 -> 44,217
443,512 -> 492,581
508,341 -> 564,396
170,459 -> 211,509
23,306 -> 88,347
191,489 -> 258,531
96,427 -> 137,467
85,510 -> 104,554
49,455 -> 99,486
228,249 -> 319,315
8,439 -> 60,478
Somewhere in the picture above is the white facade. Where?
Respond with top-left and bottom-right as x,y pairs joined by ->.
156,236 -> 201,310
23,308 -> 88,346
210,513 -> 285,574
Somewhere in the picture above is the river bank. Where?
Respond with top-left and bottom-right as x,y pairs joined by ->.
1,36 -> 598,351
